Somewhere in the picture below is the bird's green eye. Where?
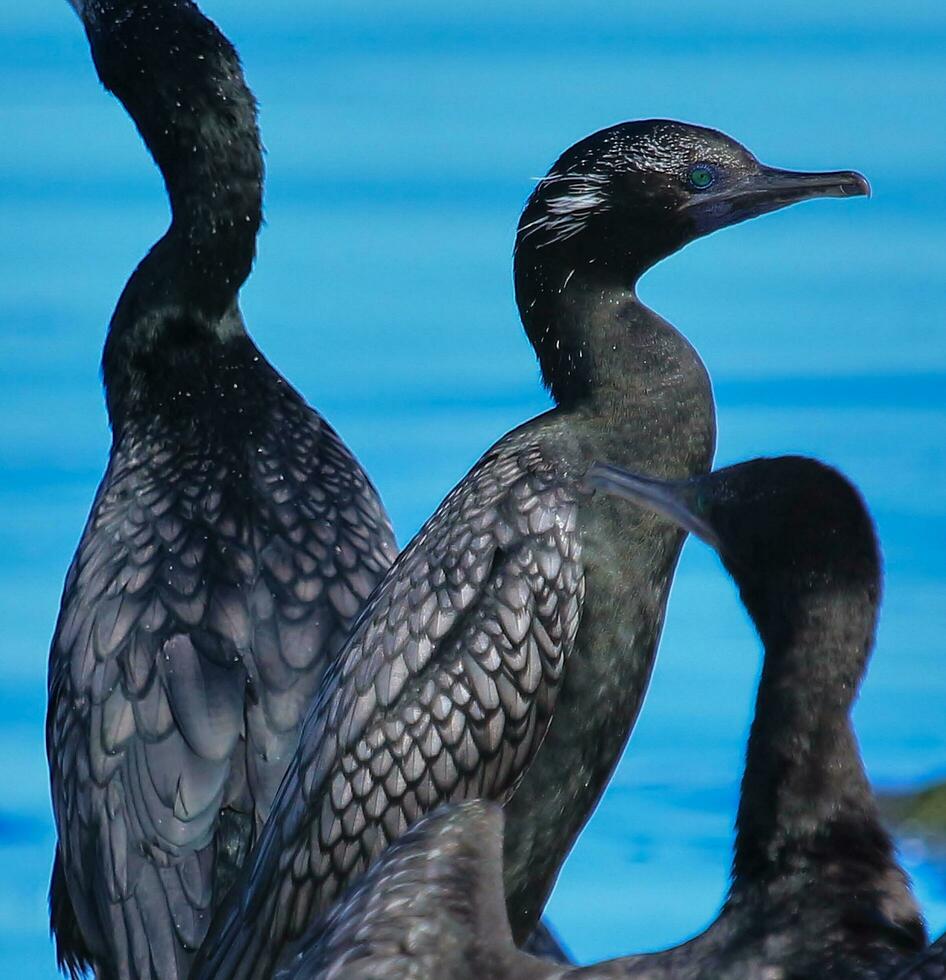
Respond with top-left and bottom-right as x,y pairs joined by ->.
687,163 -> 717,190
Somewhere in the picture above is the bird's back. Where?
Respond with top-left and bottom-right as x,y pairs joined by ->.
47,340 -> 395,979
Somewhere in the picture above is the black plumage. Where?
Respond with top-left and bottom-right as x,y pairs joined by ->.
888,938 -> 946,979
271,458 -> 937,980
46,2 -> 395,978
193,122 -> 868,979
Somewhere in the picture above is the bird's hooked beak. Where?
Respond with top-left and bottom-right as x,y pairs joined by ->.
682,165 -> 870,231
585,463 -> 722,550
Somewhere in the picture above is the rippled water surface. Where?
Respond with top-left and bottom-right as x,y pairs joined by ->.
1,0 -> 945,971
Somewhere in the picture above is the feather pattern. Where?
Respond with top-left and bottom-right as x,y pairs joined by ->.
47,344 -> 396,980
192,433 -> 585,980
270,802 -> 531,980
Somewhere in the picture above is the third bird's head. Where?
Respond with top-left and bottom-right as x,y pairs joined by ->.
514,119 -> 869,301
587,456 -> 881,661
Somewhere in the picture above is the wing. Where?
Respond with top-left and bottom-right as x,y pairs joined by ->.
47,460 -> 247,980
272,802 -> 513,980
241,398 -> 397,830
193,439 -> 585,980
47,391 -> 396,980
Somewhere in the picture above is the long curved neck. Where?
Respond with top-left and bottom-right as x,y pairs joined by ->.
77,0 -> 264,422
731,590 -> 894,899
514,248 -> 710,419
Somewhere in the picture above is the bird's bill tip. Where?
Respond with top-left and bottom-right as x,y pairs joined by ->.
584,463 -> 722,550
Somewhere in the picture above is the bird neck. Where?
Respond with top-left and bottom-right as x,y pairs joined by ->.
730,591 -> 896,904
79,0 -> 264,422
514,257 -> 709,420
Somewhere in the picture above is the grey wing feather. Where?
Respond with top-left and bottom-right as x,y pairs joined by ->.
48,470 -> 239,980
242,406 -> 396,826
193,440 -> 584,980
48,399 -> 395,980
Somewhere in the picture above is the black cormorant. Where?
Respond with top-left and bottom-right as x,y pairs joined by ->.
273,457 -> 933,979
192,121 -> 868,978
46,1 -> 396,977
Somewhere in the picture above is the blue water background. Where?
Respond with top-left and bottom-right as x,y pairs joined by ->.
1,0 -> 945,971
